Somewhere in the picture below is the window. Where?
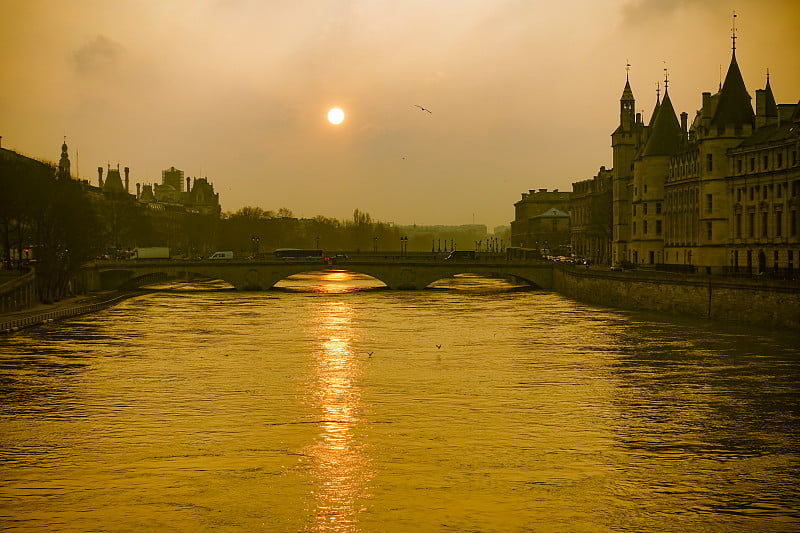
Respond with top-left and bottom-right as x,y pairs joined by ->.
633,205 -> 636,216
633,222 -> 637,235
643,203 -> 648,215
706,221 -> 713,240
750,158 -> 755,171
792,211 -> 798,237
749,187 -> 755,201
763,185 -> 768,200
737,188 -> 742,202
774,250 -> 779,270
706,194 -> 713,213
707,153 -> 713,172
748,213 -> 755,237
656,220 -> 662,235
643,220 -> 648,234
776,212 -> 783,237
793,151 -> 797,166
777,153 -> 783,168
764,155 -> 769,169
735,213 -> 742,238
656,203 -> 662,214
762,212 -> 769,237
777,184 -> 783,199
644,184 -> 648,193
737,159 -> 743,173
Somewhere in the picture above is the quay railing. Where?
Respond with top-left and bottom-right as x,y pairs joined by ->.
0,292 -> 134,334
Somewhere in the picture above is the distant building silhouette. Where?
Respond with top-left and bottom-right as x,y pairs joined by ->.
510,189 -> 570,252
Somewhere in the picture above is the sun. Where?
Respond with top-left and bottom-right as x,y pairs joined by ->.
327,107 -> 345,125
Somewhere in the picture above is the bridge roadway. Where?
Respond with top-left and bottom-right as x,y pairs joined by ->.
90,257 -> 554,291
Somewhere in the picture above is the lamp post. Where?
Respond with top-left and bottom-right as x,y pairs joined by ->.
373,236 -> 378,253
251,235 -> 260,258
400,236 -> 408,257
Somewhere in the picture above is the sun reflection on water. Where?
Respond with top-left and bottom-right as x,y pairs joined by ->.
304,301 -> 372,532
273,270 -> 386,293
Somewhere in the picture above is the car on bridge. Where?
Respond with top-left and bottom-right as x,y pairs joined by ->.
444,250 -> 476,261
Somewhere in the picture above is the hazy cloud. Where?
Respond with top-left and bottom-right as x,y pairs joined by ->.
73,35 -> 124,76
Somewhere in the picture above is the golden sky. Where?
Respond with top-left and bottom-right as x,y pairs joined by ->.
1,0 -> 798,229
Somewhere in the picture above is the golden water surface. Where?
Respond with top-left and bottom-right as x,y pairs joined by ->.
1,273 -> 798,532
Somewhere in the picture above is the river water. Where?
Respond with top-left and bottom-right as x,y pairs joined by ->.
1,272 -> 798,532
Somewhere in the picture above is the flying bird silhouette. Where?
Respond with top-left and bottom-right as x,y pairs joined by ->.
415,105 -> 432,114
367,351 -> 374,357
435,344 -> 442,349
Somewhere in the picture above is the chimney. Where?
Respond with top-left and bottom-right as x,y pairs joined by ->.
97,167 -> 104,187
186,176 -> 191,192
136,183 -> 141,198
680,112 -> 688,138
124,167 -> 130,192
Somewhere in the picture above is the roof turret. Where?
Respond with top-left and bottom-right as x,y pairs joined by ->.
710,50 -> 754,129
642,89 -> 682,157
763,72 -> 778,118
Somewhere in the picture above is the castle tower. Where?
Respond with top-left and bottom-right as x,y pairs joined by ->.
103,163 -> 126,195
630,81 -> 682,265
693,19 -> 754,270
611,65 -> 644,264
57,137 -> 71,180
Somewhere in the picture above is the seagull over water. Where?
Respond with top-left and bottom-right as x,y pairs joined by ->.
415,105 -> 432,114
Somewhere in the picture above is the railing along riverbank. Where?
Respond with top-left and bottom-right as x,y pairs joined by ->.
0,292 -> 140,334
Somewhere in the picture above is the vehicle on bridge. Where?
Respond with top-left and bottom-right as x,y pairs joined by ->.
274,248 -> 325,259
444,250 -> 476,261
209,251 -> 234,260
132,247 -> 170,260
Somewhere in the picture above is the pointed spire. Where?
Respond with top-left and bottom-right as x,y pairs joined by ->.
711,18 -> 754,130
648,82 -> 661,127
764,70 -> 777,117
731,10 -> 738,53
58,136 -> 70,180
643,87 -> 681,156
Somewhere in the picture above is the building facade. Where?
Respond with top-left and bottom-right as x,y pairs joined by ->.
571,166 -> 613,265
609,36 -> 799,274
510,189 -> 570,252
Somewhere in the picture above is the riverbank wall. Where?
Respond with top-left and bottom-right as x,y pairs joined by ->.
553,266 -> 799,331
0,291 -> 142,334
0,269 -> 37,314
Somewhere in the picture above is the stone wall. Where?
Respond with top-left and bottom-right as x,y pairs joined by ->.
553,266 -> 799,330
0,269 -> 37,314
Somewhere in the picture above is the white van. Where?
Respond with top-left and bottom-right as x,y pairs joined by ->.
209,251 -> 234,260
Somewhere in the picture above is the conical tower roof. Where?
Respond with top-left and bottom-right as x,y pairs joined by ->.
643,90 -> 681,157
648,89 -> 661,127
763,74 -> 778,118
711,51 -> 754,129
621,77 -> 635,102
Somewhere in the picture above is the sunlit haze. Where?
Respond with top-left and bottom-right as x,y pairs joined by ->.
1,0 -> 798,229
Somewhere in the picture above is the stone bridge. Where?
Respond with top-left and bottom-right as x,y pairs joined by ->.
88,259 -> 554,291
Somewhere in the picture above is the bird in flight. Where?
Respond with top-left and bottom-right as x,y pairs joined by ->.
415,105 -> 432,114
367,351 -> 374,357
435,344 -> 442,349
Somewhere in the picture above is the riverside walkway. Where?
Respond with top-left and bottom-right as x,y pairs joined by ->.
0,290 -> 140,334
